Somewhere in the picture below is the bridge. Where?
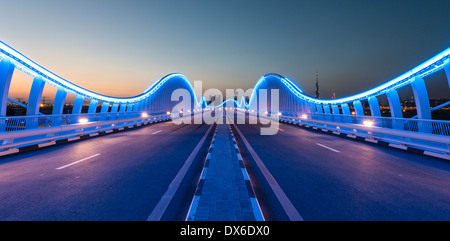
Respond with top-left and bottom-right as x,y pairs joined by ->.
0,40 -> 449,221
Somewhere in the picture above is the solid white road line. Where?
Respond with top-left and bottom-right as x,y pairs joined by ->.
316,143 -> 340,153
233,124 -> 304,221
55,154 -> 101,170
147,124 -> 215,221
152,130 -> 162,135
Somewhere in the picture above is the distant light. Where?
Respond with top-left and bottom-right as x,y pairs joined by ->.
79,118 -> 89,124
351,111 -> 356,115
166,111 -> 171,115
363,120 -> 374,127
264,111 -> 268,114
301,114 -> 307,119
277,112 -> 282,116
141,112 -> 149,117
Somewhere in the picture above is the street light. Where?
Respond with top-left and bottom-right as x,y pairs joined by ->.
79,118 -> 89,124
363,120 -> 374,127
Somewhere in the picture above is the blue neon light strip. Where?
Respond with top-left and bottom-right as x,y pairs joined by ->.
1,40 -> 448,107
246,47 -> 450,107
0,41 -> 204,106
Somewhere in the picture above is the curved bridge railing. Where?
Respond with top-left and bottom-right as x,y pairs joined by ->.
0,40 -> 449,156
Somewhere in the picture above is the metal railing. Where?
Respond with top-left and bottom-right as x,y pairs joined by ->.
0,111 -> 168,132
280,112 -> 450,137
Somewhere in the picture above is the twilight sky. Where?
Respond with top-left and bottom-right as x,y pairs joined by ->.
1,0 -> 450,102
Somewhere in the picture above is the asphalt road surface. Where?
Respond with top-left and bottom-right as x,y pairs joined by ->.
233,116 -> 450,221
0,118 -> 209,221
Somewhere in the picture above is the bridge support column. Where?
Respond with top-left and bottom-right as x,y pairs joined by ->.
119,103 -> 127,112
52,89 -> 67,115
110,103 -> 119,119
368,96 -> 381,117
323,104 -> 331,121
27,76 -> 45,116
331,105 -> 340,115
352,101 -> 364,116
386,89 -> 402,118
52,89 -> 67,126
411,77 -> 431,119
316,104 -> 323,113
340,103 -> 351,123
315,104 -> 324,121
0,58 -> 14,117
368,96 -> 381,128
101,102 -> 109,113
100,102 -> 109,122
444,59 -> 450,88
310,103 -> 317,113
70,95 -> 85,124
72,95 -> 84,114
88,100 -> 98,123
118,103 -> 127,119
111,103 -> 119,112
411,77 -> 432,133
323,105 -> 331,114
331,105 -> 340,122
341,104 -> 351,115
386,89 -> 403,130
26,77 -> 46,128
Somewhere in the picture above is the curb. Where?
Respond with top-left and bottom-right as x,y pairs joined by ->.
229,124 -> 264,221
185,124 -> 217,221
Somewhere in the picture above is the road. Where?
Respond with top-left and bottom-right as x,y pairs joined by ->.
1,111 -> 450,221
233,115 -> 450,221
0,117 -> 209,221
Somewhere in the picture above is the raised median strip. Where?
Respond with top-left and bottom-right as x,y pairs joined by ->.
185,123 -> 263,221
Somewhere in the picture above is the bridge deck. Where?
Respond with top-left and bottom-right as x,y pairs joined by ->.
187,123 -> 261,221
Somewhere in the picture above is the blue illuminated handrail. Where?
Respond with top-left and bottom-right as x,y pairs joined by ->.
246,47 -> 450,107
1,40 -> 448,108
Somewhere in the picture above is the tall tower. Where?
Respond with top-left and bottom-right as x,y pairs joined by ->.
314,71 -> 319,98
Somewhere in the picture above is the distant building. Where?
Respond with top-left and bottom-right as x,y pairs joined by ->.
314,71 -> 319,98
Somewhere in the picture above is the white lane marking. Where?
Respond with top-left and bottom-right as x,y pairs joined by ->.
316,143 -> 340,153
152,130 -> 162,135
56,154 -> 101,170
233,123 -> 303,221
278,128 -> 284,131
